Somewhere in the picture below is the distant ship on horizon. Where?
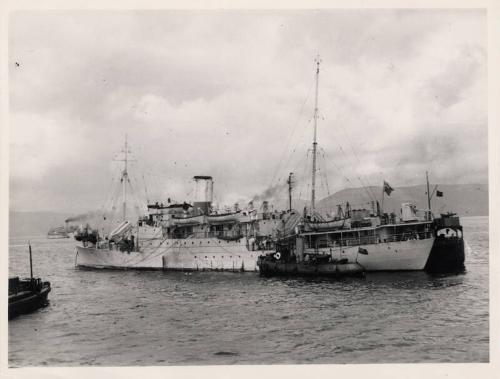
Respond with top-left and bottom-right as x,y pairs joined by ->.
47,226 -> 69,239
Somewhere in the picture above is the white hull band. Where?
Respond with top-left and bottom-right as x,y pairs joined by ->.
76,236 -> 435,272
76,237 -> 265,272
304,237 -> 435,271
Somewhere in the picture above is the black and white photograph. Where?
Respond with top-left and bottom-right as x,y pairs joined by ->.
2,2 -> 498,378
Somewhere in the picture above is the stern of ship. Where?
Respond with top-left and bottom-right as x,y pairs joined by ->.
425,213 -> 465,273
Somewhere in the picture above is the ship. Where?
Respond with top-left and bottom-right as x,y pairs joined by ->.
258,248 -> 366,277
257,56 -> 464,276
74,57 -> 464,274
74,139 -> 279,271
9,244 -> 51,320
47,226 -> 69,239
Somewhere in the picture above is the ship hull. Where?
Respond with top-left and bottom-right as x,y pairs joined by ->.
258,260 -> 365,277
305,237 -> 435,271
76,236 -> 435,272
425,236 -> 465,273
8,279 -> 51,320
47,234 -> 69,239
76,237 -> 268,272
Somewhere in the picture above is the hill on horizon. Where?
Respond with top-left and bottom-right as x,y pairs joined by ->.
316,183 -> 488,217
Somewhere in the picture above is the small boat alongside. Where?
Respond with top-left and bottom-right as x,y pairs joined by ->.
9,244 -> 51,320
258,251 -> 365,278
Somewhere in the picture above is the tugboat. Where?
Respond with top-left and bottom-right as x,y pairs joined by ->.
258,237 -> 366,277
9,244 -> 51,320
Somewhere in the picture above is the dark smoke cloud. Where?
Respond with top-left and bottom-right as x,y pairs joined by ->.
65,210 -> 104,223
252,181 -> 289,202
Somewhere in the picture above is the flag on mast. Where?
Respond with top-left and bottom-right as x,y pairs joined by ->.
383,181 -> 394,196
436,190 -> 443,197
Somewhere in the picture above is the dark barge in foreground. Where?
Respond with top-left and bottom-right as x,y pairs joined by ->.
9,243 -> 51,320
9,277 -> 51,320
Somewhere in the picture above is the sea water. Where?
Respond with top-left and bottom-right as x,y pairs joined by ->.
8,216 -> 489,365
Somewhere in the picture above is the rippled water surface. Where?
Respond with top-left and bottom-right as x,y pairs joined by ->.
8,216 -> 489,365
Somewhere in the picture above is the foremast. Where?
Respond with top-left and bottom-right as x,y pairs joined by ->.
310,55 -> 321,219
116,135 -> 133,222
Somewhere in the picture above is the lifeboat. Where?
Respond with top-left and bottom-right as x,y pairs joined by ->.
171,215 -> 205,226
306,218 -> 349,231
207,212 -> 241,224
108,221 -> 133,240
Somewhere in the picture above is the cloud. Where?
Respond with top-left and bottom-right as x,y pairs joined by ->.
8,10 -> 487,213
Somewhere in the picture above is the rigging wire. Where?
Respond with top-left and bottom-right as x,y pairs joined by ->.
296,149 -> 312,202
100,172 -> 119,216
319,149 -> 331,197
336,145 -> 376,203
335,120 -> 379,201
267,76 -> 315,190
142,174 -> 150,204
127,176 -> 141,216
275,115 -> 316,194
130,173 -> 147,214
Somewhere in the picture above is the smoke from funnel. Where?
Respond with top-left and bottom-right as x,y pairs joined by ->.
65,210 -> 104,223
251,181 -> 288,202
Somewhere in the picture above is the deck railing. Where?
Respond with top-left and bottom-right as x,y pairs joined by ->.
309,231 -> 433,249
167,231 -> 245,240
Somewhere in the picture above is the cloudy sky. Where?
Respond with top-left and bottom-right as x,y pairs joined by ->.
8,9 -> 487,213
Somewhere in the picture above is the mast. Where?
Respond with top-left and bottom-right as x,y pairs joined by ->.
287,172 -> 294,211
311,55 -> 321,218
123,136 -> 128,221
29,242 -> 33,280
426,171 -> 431,220
119,135 -> 130,222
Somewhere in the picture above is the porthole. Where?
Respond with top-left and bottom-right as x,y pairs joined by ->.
192,242 -> 194,244
213,256 -> 215,258
205,256 -> 207,258
222,256 -> 224,258
195,256 -> 197,258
